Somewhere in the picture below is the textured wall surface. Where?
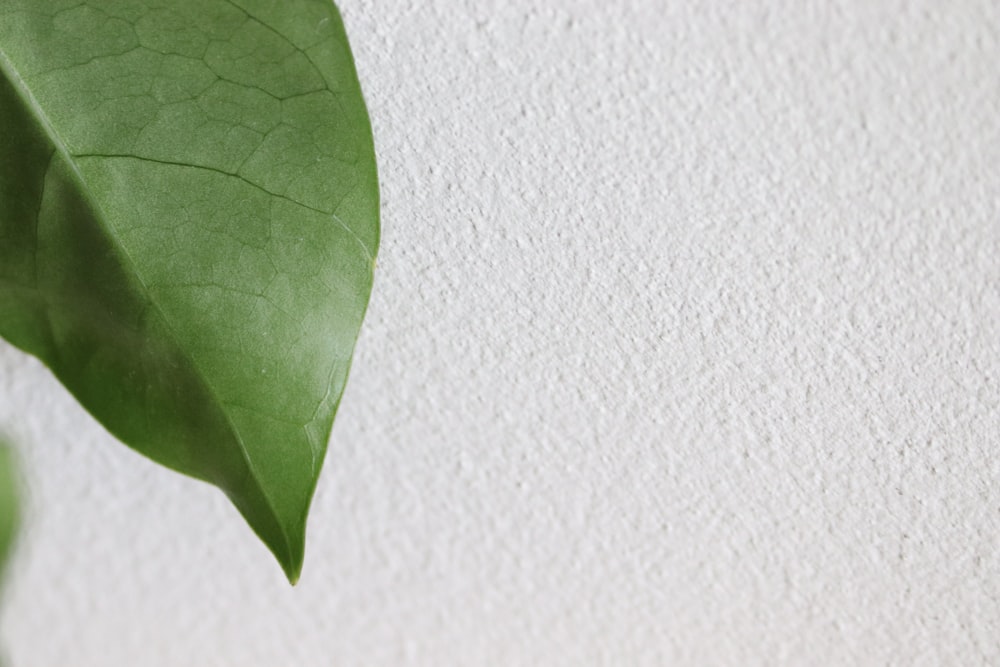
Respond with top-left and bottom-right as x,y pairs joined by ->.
2,1 -> 999,665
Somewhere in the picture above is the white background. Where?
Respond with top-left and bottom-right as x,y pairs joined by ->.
3,0 -> 1000,664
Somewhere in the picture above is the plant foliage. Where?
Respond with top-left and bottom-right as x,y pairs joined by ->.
0,0 -> 379,582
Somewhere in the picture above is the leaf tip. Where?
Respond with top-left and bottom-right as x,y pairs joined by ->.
278,531 -> 305,586
261,517 -> 306,586
223,481 -> 308,586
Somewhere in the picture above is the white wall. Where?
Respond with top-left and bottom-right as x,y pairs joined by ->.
3,1 -> 999,664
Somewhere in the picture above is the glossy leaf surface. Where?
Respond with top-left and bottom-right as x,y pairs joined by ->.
0,0 -> 379,582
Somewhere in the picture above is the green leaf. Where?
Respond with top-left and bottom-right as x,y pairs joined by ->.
0,443 -> 17,587
0,0 -> 379,582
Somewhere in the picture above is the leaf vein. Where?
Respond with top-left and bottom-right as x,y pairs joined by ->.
72,152 -> 374,261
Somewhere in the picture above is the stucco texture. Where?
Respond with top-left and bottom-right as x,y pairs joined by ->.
2,1 -> 999,665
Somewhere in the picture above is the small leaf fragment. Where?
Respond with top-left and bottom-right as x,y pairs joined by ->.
0,442 -> 17,587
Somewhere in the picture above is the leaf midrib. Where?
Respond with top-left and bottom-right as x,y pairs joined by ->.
0,44 -> 292,564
